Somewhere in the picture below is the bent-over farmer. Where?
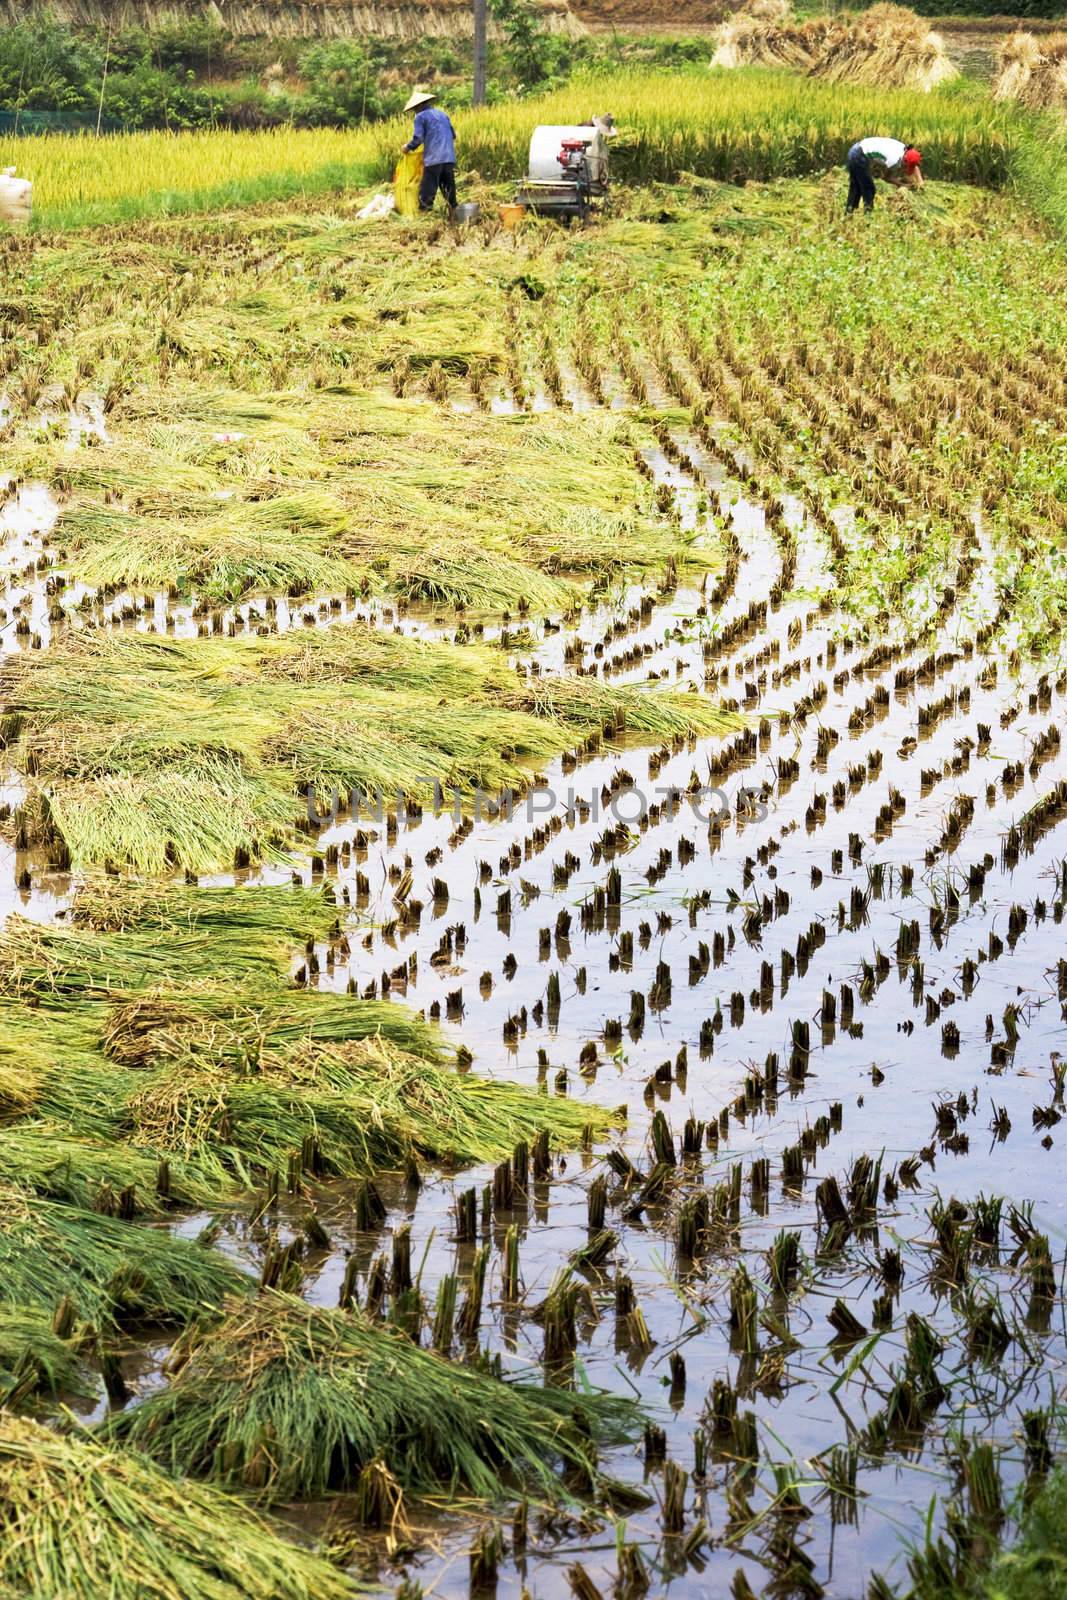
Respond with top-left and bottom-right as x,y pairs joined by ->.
845,138 -> 923,213
403,88 -> 457,213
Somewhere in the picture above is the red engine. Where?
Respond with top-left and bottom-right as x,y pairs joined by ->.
557,138 -> 588,175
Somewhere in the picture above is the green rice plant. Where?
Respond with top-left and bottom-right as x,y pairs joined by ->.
1,71 -> 1022,233
59,490 -> 360,602
0,1124 -> 234,1215
109,1290 -> 639,1503
426,71 -> 1018,189
0,1304 -> 91,1403
0,1186 -> 250,1328
3,626 -> 739,872
0,1414 -> 355,1599
123,1037 -> 619,1183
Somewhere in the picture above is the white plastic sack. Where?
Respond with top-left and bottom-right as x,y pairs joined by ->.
0,168 -> 32,225
356,191 -> 395,222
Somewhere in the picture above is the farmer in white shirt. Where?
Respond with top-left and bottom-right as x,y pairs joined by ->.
846,138 -> 923,212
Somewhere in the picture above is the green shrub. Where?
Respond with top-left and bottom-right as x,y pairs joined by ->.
299,40 -> 385,125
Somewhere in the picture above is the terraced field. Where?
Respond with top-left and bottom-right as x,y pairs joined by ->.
1,175 -> 1066,1599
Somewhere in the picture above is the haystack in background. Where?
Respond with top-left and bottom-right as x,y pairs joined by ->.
711,10 -> 817,71
712,3 -> 959,93
744,0 -> 792,18
817,5 -> 958,91
994,30 -> 1067,110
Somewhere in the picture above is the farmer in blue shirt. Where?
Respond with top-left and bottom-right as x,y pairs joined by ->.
403,89 -> 457,213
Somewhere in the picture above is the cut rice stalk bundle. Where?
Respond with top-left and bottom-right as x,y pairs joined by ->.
68,878 -> 339,945
0,1415 -> 355,1600
994,31 -> 1067,111
0,1009 -> 594,1187
385,549 -> 578,614
525,509 -> 716,581
815,6 -> 958,93
0,1304 -> 92,1405
124,1037 -> 618,1182
712,3 -> 958,93
280,697 -> 568,813
3,628 -> 739,871
40,764 -> 297,877
0,1123 -> 235,1216
109,1291 -> 639,1503
60,491 -> 360,603
0,911 -> 317,1001
101,989 -> 446,1069
511,676 -> 744,739
0,1186 -> 250,1328
711,11 -> 818,72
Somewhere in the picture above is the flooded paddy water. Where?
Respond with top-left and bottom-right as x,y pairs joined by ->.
0,178 -> 1065,1598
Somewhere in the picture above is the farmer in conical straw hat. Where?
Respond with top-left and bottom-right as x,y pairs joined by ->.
845,138 -> 923,213
403,88 -> 457,213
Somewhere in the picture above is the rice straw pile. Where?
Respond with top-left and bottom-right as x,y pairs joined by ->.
994,31 -> 1067,111
109,1291 -> 638,1503
0,1415 -> 355,1600
712,4 -> 959,94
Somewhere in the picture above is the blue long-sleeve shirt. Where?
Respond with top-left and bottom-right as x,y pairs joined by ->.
405,106 -> 456,167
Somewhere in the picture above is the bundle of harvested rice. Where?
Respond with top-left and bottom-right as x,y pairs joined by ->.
993,31 -> 1067,110
0,1415 -> 354,1600
110,1291 -> 639,1503
69,877 -> 340,943
0,1123 -> 233,1215
124,1036 -> 619,1181
2,626 -> 740,874
0,1186 -> 249,1328
711,10 -> 818,72
711,3 -> 958,93
0,1304 -> 90,1404
815,4 -> 958,93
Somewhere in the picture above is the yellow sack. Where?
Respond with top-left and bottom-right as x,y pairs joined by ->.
394,149 -> 424,217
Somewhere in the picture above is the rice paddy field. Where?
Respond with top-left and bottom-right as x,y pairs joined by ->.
2,78 -> 1067,1600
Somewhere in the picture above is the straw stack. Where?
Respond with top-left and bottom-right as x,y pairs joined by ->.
994,31 -> 1067,110
712,3 -> 959,93
815,4 -> 958,92
711,10 -> 819,72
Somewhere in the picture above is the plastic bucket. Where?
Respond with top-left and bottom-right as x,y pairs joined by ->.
498,202 -> 526,230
